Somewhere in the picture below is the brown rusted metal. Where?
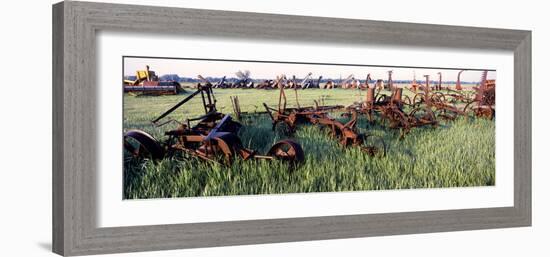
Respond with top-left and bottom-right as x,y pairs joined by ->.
361,74 -> 372,90
264,86 -> 385,157
456,70 -> 465,91
267,140 -> 305,163
387,70 -> 394,90
345,84 -> 439,138
436,72 -> 442,91
465,71 -> 495,119
409,71 -> 419,92
125,78 -> 305,165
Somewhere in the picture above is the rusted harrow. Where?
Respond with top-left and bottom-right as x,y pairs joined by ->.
124,77 -> 305,164
377,105 -> 437,138
408,75 -> 470,121
465,72 -> 495,119
411,72 -> 495,120
353,87 -> 412,121
263,78 -> 386,157
347,87 -> 437,138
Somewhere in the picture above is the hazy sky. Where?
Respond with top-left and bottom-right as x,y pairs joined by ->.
123,57 -> 496,82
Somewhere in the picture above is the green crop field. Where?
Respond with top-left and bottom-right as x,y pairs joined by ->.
123,88 -> 495,199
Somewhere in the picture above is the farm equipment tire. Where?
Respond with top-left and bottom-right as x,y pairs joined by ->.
124,130 -> 165,160
267,139 -> 305,163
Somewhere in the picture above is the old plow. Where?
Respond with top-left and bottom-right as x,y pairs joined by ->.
124,76 -> 304,164
263,76 -> 386,157
410,72 -> 495,120
464,71 -> 495,119
346,86 -> 436,138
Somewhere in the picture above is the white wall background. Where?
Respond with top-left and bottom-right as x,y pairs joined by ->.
0,0 -> 547,256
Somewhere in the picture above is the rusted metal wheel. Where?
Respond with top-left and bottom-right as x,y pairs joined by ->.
464,101 -> 494,120
402,95 -> 412,106
409,107 -> 437,127
434,108 -> 458,121
412,93 -> 425,107
124,130 -> 165,160
376,94 -> 389,104
267,139 -> 305,163
477,107 -> 494,119
360,134 -> 386,157
430,92 -> 446,104
385,107 -> 409,129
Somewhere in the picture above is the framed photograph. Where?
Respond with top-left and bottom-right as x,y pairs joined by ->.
53,1 -> 531,256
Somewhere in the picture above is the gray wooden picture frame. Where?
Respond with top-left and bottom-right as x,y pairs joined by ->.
52,1 -> 531,256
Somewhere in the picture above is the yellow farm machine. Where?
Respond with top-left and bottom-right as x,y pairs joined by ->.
123,65 -> 183,95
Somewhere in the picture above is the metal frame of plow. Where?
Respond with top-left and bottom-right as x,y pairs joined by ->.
125,78 -> 305,164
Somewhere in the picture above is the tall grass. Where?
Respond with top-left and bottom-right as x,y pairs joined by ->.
123,89 -> 495,199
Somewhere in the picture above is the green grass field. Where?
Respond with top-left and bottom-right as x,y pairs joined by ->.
123,88 -> 495,199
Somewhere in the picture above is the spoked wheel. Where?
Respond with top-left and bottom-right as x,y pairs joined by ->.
463,101 -> 494,120
267,139 -> 305,163
434,108 -> 459,121
360,134 -> 386,157
412,93 -> 425,107
409,107 -> 437,127
123,130 -> 165,160
383,107 -> 409,129
376,94 -> 389,105
434,101 -> 460,121
402,95 -> 412,106
468,105 -> 494,119
430,92 -> 446,104
381,107 -> 410,139
477,107 -> 494,119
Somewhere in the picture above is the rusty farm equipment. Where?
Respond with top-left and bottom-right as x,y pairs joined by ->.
463,71 -> 495,119
413,71 -> 495,120
455,70 -> 465,91
347,87 -> 437,138
263,78 -> 386,157
123,65 -> 182,95
124,77 -> 305,164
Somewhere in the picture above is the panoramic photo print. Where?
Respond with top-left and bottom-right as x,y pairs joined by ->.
122,57 -> 496,199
